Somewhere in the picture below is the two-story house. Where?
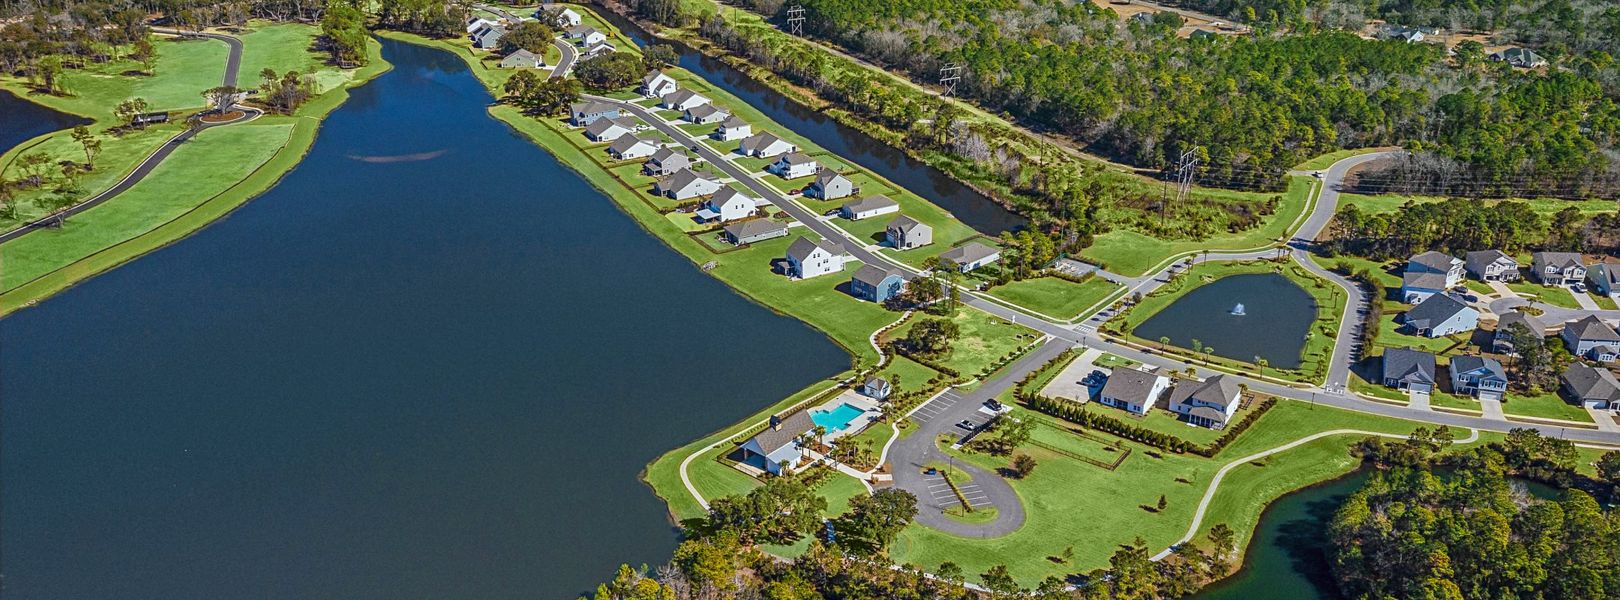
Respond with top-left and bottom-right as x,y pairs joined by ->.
1098,367 -> 1170,416
884,215 -> 933,250
784,237 -> 845,280
1561,315 -> 1620,362
1531,252 -> 1586,285
1449,356 -> 1507,402
1166,374 -> 1242,429
1464,250 -> 1520,282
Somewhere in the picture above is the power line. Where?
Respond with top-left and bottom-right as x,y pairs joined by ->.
938,62 -> 963,96
785,5 -> 805,36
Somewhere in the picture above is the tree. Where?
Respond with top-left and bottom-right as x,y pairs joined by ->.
202,85 -> 241,113
832,488 -> 917,554
132,34 -> 157,73
1156,494 -> 1168,511
704,477 -> 826,545
258,69 -> 316,114
70,125 -> 100,168
1598,450 -> 1620,485
510,78 -> 582,116
573,52 -> 644,91
114,97 -> 150,127
642,44 -> 679,71
501,20 -> 555,55
902,317 -> 959,357
1010,453 -> 1037,478
979,565 -> 1022,598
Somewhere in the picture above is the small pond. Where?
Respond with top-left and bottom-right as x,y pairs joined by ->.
0,89 -> 89,155
1133,273 -> 1316,369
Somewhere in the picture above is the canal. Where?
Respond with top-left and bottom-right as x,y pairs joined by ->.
597,9 -> 1028,236
0,39 -> 848,599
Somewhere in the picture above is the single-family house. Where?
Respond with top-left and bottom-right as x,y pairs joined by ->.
1401,251 -> 1464,302
583,116 -> 637,142
1382,348 -> 1437,394
660,89 -> 710,112
654,169 -> 723,201
1561,315 -> 1620,362
838,195 -> 900,221
1493,309 -> 1548,355
737,132 -> 796,158
739,411 -> 814,475
1464,250 -> 1519,282
695,188 -> 757,223
1561,363 -> 1620,411
684,104 -> 729,125
1378,25 -> 1427,43
643,148 -> 694,176
569,100 -> 621,127
767,153 -> 818,180
466,17 -> 497,33
939,242 -> 1001,272
1401,271 -> 1450,304
640,71 -> 679,98
544,7 -> 582,28
1167,374 -> 1241,429
1400,294 -> 1478,338
1491,47 -> 1547,69
1531,252 -> 1585,285
607,135 -> 660,160
851,264 -> 906,303
1449,356 -> 1507,402
713,116 -> 752,141
471,24 -> 506,49
567,26 -> 606,47
499,49 -> 544,69
1587,263 -> 1620,296
862,376 -> 892,400
582,42 -> 615,59
1098,367 -> 1170,415
722,218 -> 789,245
884,215 -> 933,250
806,169 -> 856,200
784,236 -> 845,279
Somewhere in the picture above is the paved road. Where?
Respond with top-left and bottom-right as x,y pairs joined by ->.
0,29 -> 257,244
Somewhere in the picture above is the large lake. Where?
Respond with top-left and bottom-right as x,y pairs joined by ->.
1134,273 -> 1316,369
0,39 -> 848,599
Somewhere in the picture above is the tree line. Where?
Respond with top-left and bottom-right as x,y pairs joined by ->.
1322,197 -> 1610,260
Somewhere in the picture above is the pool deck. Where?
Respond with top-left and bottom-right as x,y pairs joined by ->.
808,391 -> 882,443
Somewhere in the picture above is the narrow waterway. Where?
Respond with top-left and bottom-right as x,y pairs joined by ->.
0,89 -> 90,156
0,39 -> 848,599
597,9 -> 1028,235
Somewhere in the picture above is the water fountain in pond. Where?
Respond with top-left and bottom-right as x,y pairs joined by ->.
1231,303 -> 1246,316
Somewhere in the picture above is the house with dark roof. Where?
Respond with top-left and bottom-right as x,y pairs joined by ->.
850,264 -> 905,303
1167,374 -> 1242,429
660,89 -> 711,112
1449,356 -> 1507,401
1560,316 -> 1620,362
1464,250 -> 1519,282
1586,263 -> 1620,296
885,215 -> 933,250
1400,294 -> 1478,338
1098,367 -> 1170,415
722,219 -> 788,245
1401,271 -> 1450,304
1561,363 -> 1620,411
1401,251 -> 1462,303
839,195 -> 900,221
683,104 -> 729,125
939,242 -> 1001,272
569,100 -> 621,127
583,116 -> 637,142
653,169 -> 722,200
806,169 -> 856,200
643,148 -> 694,176
739,411 -> 814,475
1493,309 -> 1548,355
863,376 -> 892,400
784,237 -> 845,279
1531,252 -> 1585,285
737,132 -> 796,158
713,115 -> 752,141
1382,348 -> 1437,394
470,23 -> 506,49
768,153 -> 819,180
1490,47 -> 1547,68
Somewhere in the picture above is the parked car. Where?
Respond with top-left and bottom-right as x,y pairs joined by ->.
955,420 -> 977,431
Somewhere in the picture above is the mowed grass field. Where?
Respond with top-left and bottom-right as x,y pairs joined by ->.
986,275 -> 1121,320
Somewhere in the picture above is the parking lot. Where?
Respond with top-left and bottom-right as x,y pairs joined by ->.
920,471 -> 993,510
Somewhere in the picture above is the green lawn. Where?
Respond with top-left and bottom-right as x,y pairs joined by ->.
889,400 -> 1466,585
1506,280 -> 1580,309
884,306 -> 1038,378
1428,391 -> 1482,413
1590,291 -> 1618,310
1131,405 -> 1228,446
1081,176 -> 1317,276
1375,314 -> 1466,355
985,276 -> 1122,320
1340,193 -> 1619,217
1502,391 -> 1595,423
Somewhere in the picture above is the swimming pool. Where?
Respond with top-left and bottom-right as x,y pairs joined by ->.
811,403 -> 868,433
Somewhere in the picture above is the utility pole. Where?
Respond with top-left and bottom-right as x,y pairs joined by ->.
938,62 -> 963,96
786,5 -> 805,36
1173,147 -> 1201,208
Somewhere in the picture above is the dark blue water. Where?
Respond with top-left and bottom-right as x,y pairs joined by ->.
597,10 -> 1026,235
0,39 -> 847,599
1134,273 -> 1316,369
0,89 -> 89,155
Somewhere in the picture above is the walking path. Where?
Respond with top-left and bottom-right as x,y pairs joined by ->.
0,29 -> 260,244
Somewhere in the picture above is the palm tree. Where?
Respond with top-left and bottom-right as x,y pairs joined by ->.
1159,336 -> 1170,350
1189,339 -> 1201,356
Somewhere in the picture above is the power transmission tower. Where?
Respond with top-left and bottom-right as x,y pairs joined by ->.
1160,148 -> 1200,226
938,62 -> 963,96
786,5 -> 805,36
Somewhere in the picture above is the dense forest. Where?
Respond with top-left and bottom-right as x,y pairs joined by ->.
1321,197 -> 1620,259
1333,429 -> 1620,599
712,0 -> 1618,198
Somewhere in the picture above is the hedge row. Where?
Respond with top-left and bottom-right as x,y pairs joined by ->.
1022,393 -> 1279,458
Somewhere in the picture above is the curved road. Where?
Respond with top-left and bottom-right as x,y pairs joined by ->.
0,29 -> 258,244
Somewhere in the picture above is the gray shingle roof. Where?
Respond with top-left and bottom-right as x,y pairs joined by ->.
841,195 -> 898,214
722,218 -> 786,239
659,168 -> 717,191
1100,367 -> 1163,405
662,89 -> 707,106
1564,315 -> 1620,342
607,135 -> 657,154
1496,310 -> 1548,336
1533,252 -> 1584,271
940,242 -> 999,265
1563,363 -> 1620,403
1402,270 -> 1449,291
1402,294 -> 1471,330
1464,249 -> 1515,275
748,410 -> 814,455
739,132 -> 789,154
1408,251 -> 1459,273
852,263 -> 899,288
786,236 -> 842,262
1451,355 -> 1506,383
1167,374 -> 1241,414
886,214 -> 926,233
686,104 -> 728,120
1382,348 -> 1436,386
777,152 -> 815,166
719,115 -> 748,128
813,169 -> 848,188
571,100 -> 618,115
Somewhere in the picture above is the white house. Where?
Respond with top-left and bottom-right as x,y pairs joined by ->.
1400,294 -> 1478,338
684,104 -> 729,125
582,41 -> 615,60
1561,315 -> 1620,362
660,89 -> 710,112
939,242 -> 1001,272
466,17 -> 497,33
784,236 -> 845,279
768,153 -> 819,179
566,26 -> 606,47
1464,250 -> 1519,282
1098,367 -> 1170,415
713,116 -> 752,141
1532,252 -> 1586,285
737,132 -> 796,158
544,7 -> 582,28
1167,374 -> 1241,429
640,71 -> 679,98
583,116 -> 636,142
654,169 -> 723,200
695,188 -> 758,223
806,169 -> 855,200
838,195 -> 900,220
739,411 -> 813,475
606,135 -> 660,160
1401,251 -> 1463,303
